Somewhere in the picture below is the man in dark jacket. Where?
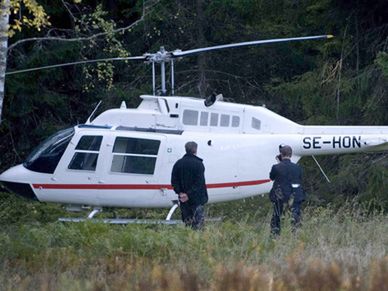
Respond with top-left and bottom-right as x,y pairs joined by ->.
171,141 -> 208,229
269,145 -> 305,235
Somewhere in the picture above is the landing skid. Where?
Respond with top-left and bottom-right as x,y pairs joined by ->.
58,217 -> 184,225
58,203 -> 221,225
59,202 -> 183,225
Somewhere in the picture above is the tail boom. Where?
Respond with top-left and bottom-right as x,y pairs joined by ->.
295,134 -> 388,156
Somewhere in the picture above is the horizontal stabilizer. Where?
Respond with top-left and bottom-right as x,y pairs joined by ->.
361,137 -> 388,147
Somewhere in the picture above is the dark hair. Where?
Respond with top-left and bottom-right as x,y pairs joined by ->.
280,145 -> 292,157
185,141 -> 198,154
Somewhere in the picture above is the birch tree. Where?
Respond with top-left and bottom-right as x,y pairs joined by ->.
0,0 -> 50,123
0,0 -> 10,124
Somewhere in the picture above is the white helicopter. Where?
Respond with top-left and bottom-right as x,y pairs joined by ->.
1,35 -> 387,222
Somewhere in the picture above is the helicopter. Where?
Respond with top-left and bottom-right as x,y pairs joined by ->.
0,35 -> 387,222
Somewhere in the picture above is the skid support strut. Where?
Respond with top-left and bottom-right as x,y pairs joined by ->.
166,201 -> 179,221
87,207 -> 102,219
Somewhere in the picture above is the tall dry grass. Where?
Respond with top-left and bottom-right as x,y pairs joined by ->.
1,257 -> 387,290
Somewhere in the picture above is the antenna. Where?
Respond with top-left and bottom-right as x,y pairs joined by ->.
86,100 -> 102,124
312,155 -> 331,183
6,35 -> 334,97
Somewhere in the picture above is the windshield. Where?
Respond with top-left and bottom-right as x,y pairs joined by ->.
24,127 -> 75,174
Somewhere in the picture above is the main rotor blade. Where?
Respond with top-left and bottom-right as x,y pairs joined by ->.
172,35 -> 333,57
6,35 -> 333,75
6,55 -> 146,75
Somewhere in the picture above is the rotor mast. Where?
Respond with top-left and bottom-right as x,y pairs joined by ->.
145,46 -> 178,96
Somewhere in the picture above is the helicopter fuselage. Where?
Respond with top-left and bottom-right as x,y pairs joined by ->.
1,95 -> 387,208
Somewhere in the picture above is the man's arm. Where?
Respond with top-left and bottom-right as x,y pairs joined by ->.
171,163 -> 181,194
270,165 -> 277,181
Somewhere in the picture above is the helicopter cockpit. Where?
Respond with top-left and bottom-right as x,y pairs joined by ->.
24,127 -> 75,174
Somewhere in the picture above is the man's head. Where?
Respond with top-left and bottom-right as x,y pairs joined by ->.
280,145 -> 292,159
185,141 -> 198,155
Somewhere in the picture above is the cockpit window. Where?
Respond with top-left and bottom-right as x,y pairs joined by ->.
24,127 -> 75,174
111,137 -> 160,175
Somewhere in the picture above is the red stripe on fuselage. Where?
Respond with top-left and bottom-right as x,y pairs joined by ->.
206,179 -> 271,188
32,179 -> 271,190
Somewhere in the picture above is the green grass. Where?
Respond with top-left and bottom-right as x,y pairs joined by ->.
0,192 -> 387,290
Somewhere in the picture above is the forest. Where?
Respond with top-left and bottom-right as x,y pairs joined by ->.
1,0 -> 387,209
0,1 -> 387,289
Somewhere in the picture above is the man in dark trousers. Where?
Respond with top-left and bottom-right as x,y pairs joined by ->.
171,141 -> 208,230
269,145 -> 305,235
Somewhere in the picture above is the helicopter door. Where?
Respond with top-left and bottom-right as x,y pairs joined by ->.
48,133 -> 105,205
95,133 -> 167,207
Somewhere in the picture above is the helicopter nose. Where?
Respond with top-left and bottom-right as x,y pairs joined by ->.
0,165 -> 38,200
0,181 -> 38,200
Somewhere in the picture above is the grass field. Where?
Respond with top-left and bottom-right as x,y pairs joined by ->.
0,192 -> 387,290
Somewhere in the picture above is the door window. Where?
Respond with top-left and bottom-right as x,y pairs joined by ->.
68,135 -> 102,171
111,137 -> 161,175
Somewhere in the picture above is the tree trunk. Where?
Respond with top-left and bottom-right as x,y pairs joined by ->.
0,0 -> 10,124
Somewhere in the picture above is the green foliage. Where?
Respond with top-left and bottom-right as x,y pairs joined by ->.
77,4 -> 129,92
8,0 -> 51,37
0,191 -> 65,224
360,164 -> 388,209
375,52 -> 388,78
